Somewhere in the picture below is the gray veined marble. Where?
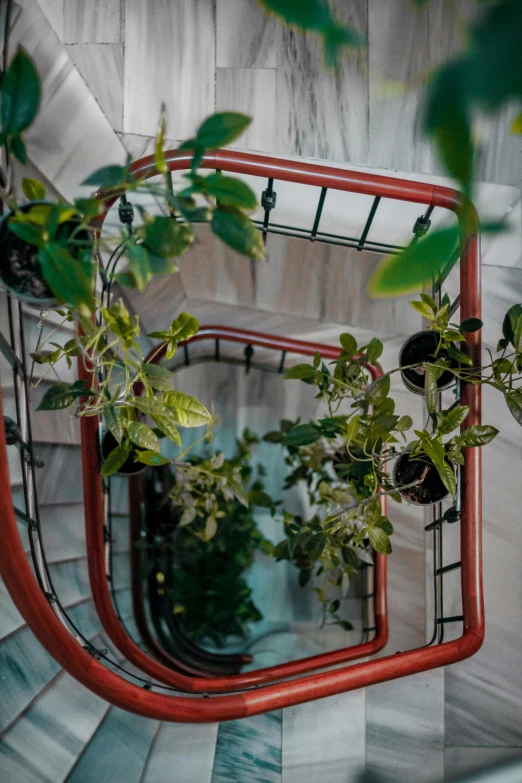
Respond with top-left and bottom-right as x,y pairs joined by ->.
63,0 -> 121,44
142,722 -> 219,783
123,0 -> 215,139
216,0 -> 277,69
211,711 -> 282,783
64,43 -> 124,131
276,0 -> 368,164
216,68 -> 277,153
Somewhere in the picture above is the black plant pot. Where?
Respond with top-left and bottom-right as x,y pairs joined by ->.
393,452 -> 451,506
399,330 -> 457,394
101,431 -> 145,476
0,202 -> 91,307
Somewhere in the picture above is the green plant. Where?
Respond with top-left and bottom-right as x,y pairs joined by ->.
142,430 -> 275,647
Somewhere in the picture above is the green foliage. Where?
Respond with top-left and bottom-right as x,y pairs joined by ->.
21,177 -> 46,201
211,206 -> 267,260
0,47 -> 40,162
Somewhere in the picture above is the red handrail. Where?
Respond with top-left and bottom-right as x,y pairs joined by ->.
0,151 -> 482,722
81,329 -> 388,691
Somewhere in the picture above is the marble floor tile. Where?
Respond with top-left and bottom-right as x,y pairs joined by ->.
142,722 -> 219,783
34,445 -> 83,505
0,671 -> 110,783
216,0 -> 276,68
275,0 -> 368,164
445,748 -> 522,781
11,0 -> 126,200
66,707 -> 159,783
123,0 -> 215,139
0,578 -> 25,642
47,557 -> 91,607
115,132 -> 180,160
475,103 -> 522,189
64,43 -> 123,131
216,68 -> 277,153
368,0 -> 433,174
38,504 -> 86,563
282,690 -> 365,783
111,553 -> 131,591
212,711 -> 282,783
366,670 -> 445,783
64,0 -> 121,44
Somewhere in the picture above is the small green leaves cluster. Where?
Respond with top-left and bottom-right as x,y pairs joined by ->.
32,303 -> 211,475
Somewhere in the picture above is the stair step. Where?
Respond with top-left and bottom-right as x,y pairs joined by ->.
142,722 -> 219,783
38,504 -> 87,563
66,707 -> 159,783
211,711 -> 282,783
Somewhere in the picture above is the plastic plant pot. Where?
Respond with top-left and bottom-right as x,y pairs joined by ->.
101,431 -> 146,477
399,330 -> 457,395
0,202 -> 91,307
393,451 -> 452,506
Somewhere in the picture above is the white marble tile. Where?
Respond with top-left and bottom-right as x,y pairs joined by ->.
142,722 -> 218,783
212,711 -> 282,783
475,103 -> 522,188
445,748 -> 522,781
38,503 -> 86,563
11,0 -> 127,200
64,0 -> 121,44
216,68 -> 277,153
34,444 -> 83,505
276,0 -> 368,164
35,0 -> 64,41
282,691 -> 365,783
64,43 -> 123,131
116,132 -> 180,160
217,0 -> 276,68
368,0 -> 433,174
366,670 -> 445,783
123,0 -> 215,139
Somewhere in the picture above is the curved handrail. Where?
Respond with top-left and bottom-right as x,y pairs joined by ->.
82,328 -> 388,691
0,151 -> 482,722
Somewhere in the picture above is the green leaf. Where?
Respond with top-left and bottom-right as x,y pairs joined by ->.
373,516 -> 394,536
154,109 -> 168,174
367,527 -> 392,555
143,216 -> 194,259
8,220 -> 43,247
128,421 -> 159,451
447,345 -> 473,366
74,198 -> 101,217
502,304 -> 522,348
181,111 -> 251,150
149,312 -> 200,359
0,47 -> 40,138
453,425 -> 499,448
21,177 -> 46,200
203,516 -> 218,541
38,244 -> 93,314
142,364 -> 172,379
410,299 -> 436,320
366,373 -> 391,403
459,318 -> 483,333
367,226 -> 460,298
307,533 -> 327,562
104,404 -> 123,443
437,405 -> 469,435
285,423 -> 321,447
163,391 -> 212,427
130,396 -> 171,417
339,332 -> 357,357
211,206 -> 266,260
201,172 -> 257,210
396,415 -> 413,432
9,134 -> 27,163
123,242 -> 151,292
505,390 -> 522,426
424,364 -> 438,413
365,337 -> 383,363
510,112 -> 522,134
150,414 -> 182,448
36,382 -> 76,411
284,363 -> 316,380
135,450 -> 169,466
438,460 -> 457,500
101,444 -> 130,478
82,165 -> 129,187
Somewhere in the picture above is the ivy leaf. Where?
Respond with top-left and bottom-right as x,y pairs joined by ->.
201,172 -> 257,210
36,382 -> 77,411
82,165 -> 130,187
339,332 -> 357,357
0,47 -> 40,140
143,216 -> 194,260
211,206 -> 267,260
38,244 -> 94,314
128,422 -> 159,451
285,423 -> 321,447
101,444 -> 130,478
367,226 -> 460,298
367,527 -> 392,555
135,450 -> 169,466
284,364 -> 316,380
104,404 -> 123,443
180,111 -> 251,150
163,391 -> 212,427
21,177 -> 46,200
